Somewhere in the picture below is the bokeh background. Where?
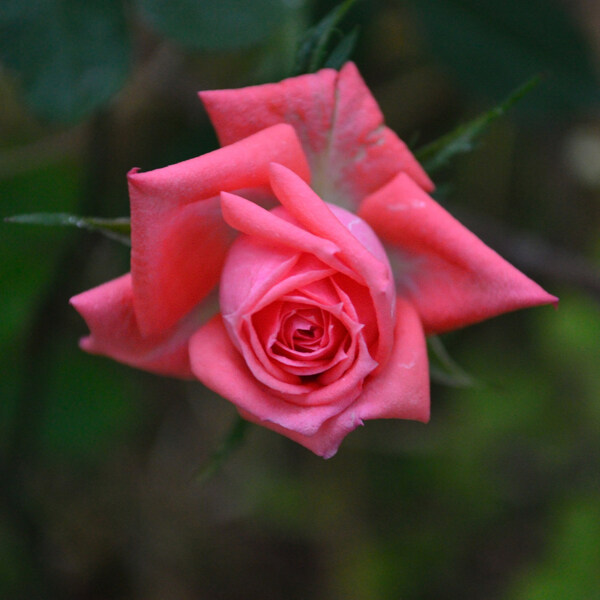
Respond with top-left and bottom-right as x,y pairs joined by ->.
1,1 -> 599,598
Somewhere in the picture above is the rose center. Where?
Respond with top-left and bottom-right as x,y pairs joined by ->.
281,309 -> 327,353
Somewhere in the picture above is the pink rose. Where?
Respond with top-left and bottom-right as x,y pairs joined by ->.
71,63 -> 557,457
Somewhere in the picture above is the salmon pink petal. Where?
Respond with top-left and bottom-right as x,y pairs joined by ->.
200,62 -> 432,208
70,274 -> 198,378
269,163 -> 395,366
189,315 -> 363,435
237,407 -> 363,459
250,299 -> 429,458
219,191 -> 351,276
358,173 -> 559,334
355,298 -> 430,423
128,124 -> 310,337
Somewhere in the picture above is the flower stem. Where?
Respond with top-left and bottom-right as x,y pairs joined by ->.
194,415 -> 250,484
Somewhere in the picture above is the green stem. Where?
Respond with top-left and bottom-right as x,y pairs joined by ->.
195,415 -> 250,484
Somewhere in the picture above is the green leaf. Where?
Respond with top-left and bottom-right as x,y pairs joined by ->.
5,213 -> 131,246
415,76 -> 540,174
323,26 -> 360,71
292,0 -> 359,75
427,336 -> 474,388
136,0 -> 286,51
0,0 -> 131,123
411,0 -> 600,113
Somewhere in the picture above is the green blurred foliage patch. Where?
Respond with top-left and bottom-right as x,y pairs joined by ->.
507,496 -> 600,600
411,0 -> 600,113
137,0 -> 287,51
292,0 -> 358,75
0,162 -> 81,453
535,293 -> 600,429
0,0 -> 131,123
417,76 -> 541,174
40,337 -> 143,461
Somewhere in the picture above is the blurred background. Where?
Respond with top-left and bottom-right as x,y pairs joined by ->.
1,0 -> 599,598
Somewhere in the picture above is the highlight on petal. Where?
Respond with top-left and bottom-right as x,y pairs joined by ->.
128,124 -> 310,338
200,62 -> 433,208
358,173 -> 559,334
70,274 -> 202,378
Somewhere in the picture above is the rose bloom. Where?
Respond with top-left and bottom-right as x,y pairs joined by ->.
71,63 -> 557,458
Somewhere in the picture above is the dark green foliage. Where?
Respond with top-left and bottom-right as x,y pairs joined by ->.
136,0 -> 286,51
0,0 -> 131,123
416,76 -> 541,174
292,0 -> 359,75
411,0 -> 600,113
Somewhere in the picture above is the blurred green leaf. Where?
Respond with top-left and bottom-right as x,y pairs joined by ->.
427,336 -> 474,388
292,0 -> 358,75
0,0 -> 131,123
535,293 -> 600,427
411,0 -> 600,113
416,77 -> 540,174
507,496 -> 600,600
137,0 -> 286,51
6,213 -> 131,246
323,26 -> 359,71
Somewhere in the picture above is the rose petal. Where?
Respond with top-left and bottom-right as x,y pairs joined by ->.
220,239 -> 336,336
358,173 -> 559,334
200,62 -> 432,208
219,191 -> 354,280
316,62 -> 433,203
70,274 -> 205,378
128,123 -> 310,337
269,163 -> 396,366
237,407 -> 363,460
354,298 -> 430,422
234,312 -> 376,404
243,298 -> 429,458
189,315 -> 365,435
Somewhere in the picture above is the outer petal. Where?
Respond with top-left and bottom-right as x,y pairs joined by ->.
70,274 -> 199,378
128,124 -> 310,337
189,315 -> 361,437
200,62 -> 433,208
354,298 -> 430,423
248,298 -> 430,458
358,173 -> 559,334
236,407 -> 363,460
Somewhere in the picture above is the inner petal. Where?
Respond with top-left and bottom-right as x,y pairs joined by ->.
283,309 -> 325,352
